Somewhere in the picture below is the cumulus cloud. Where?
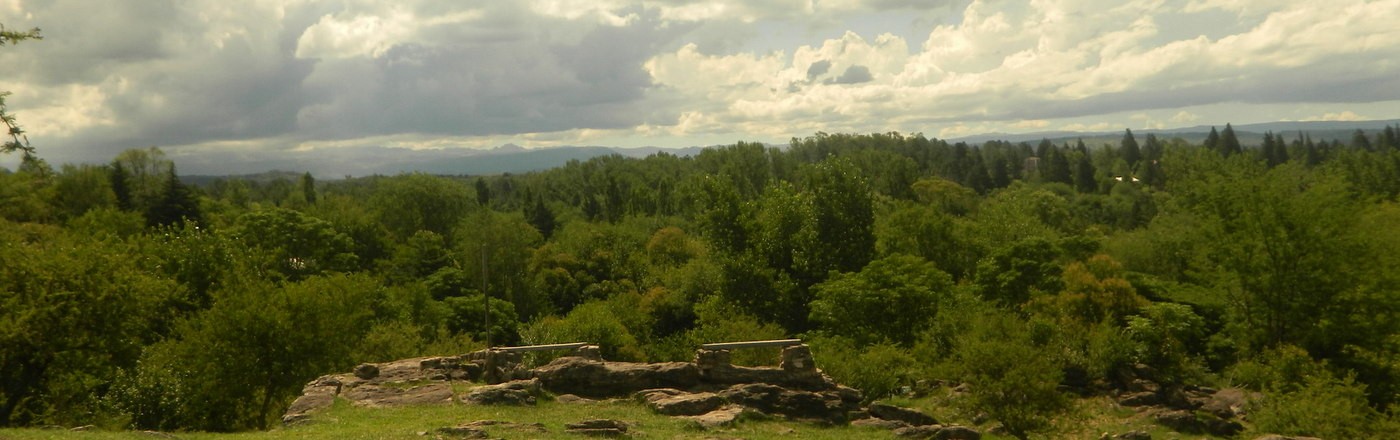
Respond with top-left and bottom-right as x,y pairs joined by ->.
1,0 -> 1398,172
644,0 -> 1400,140
1309,111 -> 1368,122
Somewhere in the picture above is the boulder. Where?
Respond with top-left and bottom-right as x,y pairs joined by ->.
1202,388 -> 1257,419
1117,391 -> 1159,407
463,378 -> 542,405
565,419 -> 628,437
868,402 -> 938,426
893,425 -> 943,439
934,425 -> 982,440
1203,417 -> 1245,437
647,392 -> 724,416
717,383 -> 854,424
282,376 -> 342,424
353,363 -> 379,380
533,357 -> 700,398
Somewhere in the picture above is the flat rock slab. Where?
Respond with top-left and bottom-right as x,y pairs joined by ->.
869,402 -> 938,426
534,357 -> 699,398
682,405 -> 752,429
851,417 -> 912,430
648,392 -> 724,416
342,383 -> 454,407
565,419 -> 629,437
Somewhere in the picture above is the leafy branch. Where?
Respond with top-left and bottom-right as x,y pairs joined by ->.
1,24 -> 41,158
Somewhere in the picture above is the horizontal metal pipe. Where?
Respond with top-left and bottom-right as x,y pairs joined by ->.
492,342 -> 590,353
700,339 -> 803,350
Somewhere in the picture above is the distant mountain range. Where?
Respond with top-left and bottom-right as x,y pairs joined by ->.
178,119 -> 1397,181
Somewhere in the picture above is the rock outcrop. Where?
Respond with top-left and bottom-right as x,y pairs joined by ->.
282,342 -> 980,439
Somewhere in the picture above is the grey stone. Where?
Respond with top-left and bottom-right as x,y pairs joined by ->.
565,419 -> 628,437
647,392 -> 724,416
934,425 -> 982,440
1118,391 -> 1160,407
683,405 -> 752,429
353,363 -> 379,380
893,425 -> 943,439
464,378 -> 542,405
435,426 -> 488,438
533,357 -> 700,398
869,402 -> 938,426
1112,430 -> 1151,440
850,417 -> 912,430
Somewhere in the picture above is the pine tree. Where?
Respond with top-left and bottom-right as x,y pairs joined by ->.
967,155 -> 992,194
1121,129 -> 1141,168
110,162 -> 133,211
524,195 -> 556,239
1074,153 -> 1097,193
991,156 -> 1011,189
1205,126 -> 1221,152
1262,131 -> 1288,168
1141,160 -> 1165,189
1352,129 -> 1372,151
1142,133 -> 1163,162
474,177 -> 491,207
1221,123 -> 1242,156
1045,147 -> 1073,185
145,166 -> 202,228
300,172 -> 317,205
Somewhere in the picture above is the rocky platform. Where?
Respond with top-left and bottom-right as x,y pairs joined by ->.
282,343 -> 976,437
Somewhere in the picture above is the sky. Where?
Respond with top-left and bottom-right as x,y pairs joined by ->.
3,0 -> 1399,174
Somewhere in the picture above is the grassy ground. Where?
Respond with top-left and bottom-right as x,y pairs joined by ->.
0,393 -> 1236,440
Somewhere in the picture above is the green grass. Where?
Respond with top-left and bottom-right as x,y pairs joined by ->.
0,397 -> 888,440
0,393 -> 1247,440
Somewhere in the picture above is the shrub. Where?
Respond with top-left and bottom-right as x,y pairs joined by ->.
943,311 -> 1069,439
1249,373 -> 1395,440
808,336 -> 918,401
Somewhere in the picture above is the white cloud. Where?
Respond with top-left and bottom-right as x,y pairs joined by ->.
2,0 -> 1399,172
1308,111 -> 1367,122
1171,111 -> 1201,123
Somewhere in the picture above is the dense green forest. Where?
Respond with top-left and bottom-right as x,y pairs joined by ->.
3,125 -> 1400,438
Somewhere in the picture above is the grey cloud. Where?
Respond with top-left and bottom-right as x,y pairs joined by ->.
296,6 -> 683,140
806,60 -> 832,80
1,1 -> 687,165
829,65 -> 873,84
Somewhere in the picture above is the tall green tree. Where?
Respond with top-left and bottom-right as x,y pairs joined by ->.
1044,147 -> 1073,185
1204,126 -> 1221,152
1121,129 -> 1141,168
300,172 -> 316,205
144,166 -> 202,228
810,254 -> 953,346
1074,153 -> 1097,193
1220,123 -> 1242,156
